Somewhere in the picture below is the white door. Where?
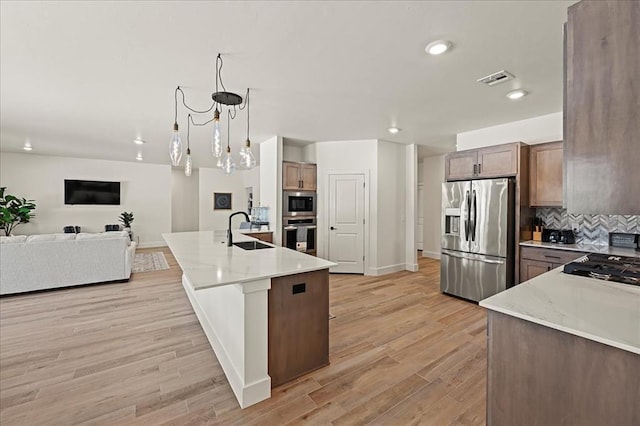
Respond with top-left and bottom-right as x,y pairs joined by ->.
417,183 -> 424,251
328,174 -> 365,274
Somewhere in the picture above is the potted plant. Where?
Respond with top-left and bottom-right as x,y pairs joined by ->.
0,187 -> 36,236
119,211 -> 134,240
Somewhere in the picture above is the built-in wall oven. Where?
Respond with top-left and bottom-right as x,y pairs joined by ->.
283,191 -> 316,217
283,216 -> 317,254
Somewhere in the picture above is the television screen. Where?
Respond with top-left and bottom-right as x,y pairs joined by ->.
64,180 -> 121,205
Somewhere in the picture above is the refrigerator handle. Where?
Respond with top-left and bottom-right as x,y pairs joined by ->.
464,190 -> 470,241
471,190 -> 477,241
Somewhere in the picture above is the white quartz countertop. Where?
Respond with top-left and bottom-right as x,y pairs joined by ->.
162,231 -> 335,290
520,240 -> 640,257
239,229 -> 272,234
480,268 -> 640,354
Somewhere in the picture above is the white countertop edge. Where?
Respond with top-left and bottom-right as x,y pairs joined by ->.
479,301 -> 640,355
188,264 -> 334,291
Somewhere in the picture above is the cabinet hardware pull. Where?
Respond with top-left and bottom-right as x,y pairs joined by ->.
473,164 -> 477,175
478,163 -> 482,174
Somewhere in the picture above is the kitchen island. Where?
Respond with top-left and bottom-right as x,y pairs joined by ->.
480,267 -> 640,425
162,231 -> 335,408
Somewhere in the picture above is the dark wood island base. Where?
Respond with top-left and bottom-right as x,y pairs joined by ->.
268,268 -> 330,387
486,311 -> 640,425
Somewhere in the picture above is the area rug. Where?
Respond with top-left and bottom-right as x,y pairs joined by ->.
132,251 -> 170,273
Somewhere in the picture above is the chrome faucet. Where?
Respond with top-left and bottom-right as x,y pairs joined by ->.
227,211 -> 250,247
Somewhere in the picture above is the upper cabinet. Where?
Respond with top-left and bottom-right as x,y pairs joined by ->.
530,142 -> 563,207
283,161 -> 317,191
445,142 -> 521,181
564,0 -> 640,214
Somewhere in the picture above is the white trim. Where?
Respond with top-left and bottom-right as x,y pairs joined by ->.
181,274 -> 271,408
405,263 -> 419,272
422,250 -> 440,260
369,263 -> 406,276
324,170 -> 370,275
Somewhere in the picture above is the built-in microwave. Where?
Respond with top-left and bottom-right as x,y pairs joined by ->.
283,191 -> 316,216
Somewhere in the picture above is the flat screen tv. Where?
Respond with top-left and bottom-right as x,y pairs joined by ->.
64,179 -> 121,205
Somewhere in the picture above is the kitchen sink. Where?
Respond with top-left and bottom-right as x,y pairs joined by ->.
233,241 -> 273,250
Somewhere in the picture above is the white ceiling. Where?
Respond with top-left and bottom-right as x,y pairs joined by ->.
0,1 -> 575,168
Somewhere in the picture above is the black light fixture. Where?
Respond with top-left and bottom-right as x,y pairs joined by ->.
170,53 -> 255,174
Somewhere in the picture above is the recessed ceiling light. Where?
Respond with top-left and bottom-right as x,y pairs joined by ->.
506,89 -> 528,100
388,127 -> 401,134
425,40 -> 452,55
136,152 -> 143,161
23,145 -> 33,151
133,138 -> 146,145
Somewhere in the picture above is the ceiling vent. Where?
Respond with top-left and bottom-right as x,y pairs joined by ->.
477,70 -> 515,86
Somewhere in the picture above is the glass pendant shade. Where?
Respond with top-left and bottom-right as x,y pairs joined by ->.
221,147 -> 236,174
170,124 -> 183,166
240,141 -> 257,169
211,112 -> 223,158
185,149 -> 192,176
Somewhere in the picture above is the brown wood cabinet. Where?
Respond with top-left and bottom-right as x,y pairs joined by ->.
519,245 -> 585,283
283,161 -> 317,191
248,232 -> 273,243
530,141 -> 563,207
268,269 -> 329,387
487,311 -> 640,425
444,142 -> 520,181
565,0 -> 640,214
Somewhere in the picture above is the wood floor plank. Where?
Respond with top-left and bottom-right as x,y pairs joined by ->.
0,248 -> 487,425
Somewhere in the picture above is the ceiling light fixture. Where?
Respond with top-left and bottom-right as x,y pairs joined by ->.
133,138 -> 146,145
506,89 -> 528,100
136,152 -> 143,161
425,40 -> 452,55
170,53 -> 255,174
23,141 -> 33,151
388,127 -> 401,134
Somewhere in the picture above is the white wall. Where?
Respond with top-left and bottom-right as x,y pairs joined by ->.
259,137 -> 283,245
243,166 -> 261,204
422,155 -> 445,259
405,144 -> 418,272
171,168 -> 199,233
0,152 -> 171,247
198,167 -> 248,231
306,139 -> 377,272
282,145 -> 304,162
376,140 -> 407,275
456,111 -> 562,151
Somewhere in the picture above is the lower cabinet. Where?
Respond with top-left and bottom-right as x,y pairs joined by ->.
519,246 -> 586,283
268,269 -> 329,387
250,232 -> 273,243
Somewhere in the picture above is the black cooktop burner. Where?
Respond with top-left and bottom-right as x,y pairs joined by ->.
563,253 -> 640,286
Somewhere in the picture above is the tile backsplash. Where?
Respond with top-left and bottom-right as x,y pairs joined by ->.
536,208 -> 639,246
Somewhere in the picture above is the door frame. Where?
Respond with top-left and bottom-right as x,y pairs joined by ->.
323,170 -> 370,275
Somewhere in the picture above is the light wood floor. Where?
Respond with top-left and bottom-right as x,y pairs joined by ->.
0,248 -> 487,425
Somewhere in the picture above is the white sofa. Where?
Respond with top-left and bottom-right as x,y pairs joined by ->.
0,231 -> 137,295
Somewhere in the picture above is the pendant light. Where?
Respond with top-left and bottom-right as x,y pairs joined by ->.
221,111 -> 236,174
170,53 -> 253,173
170,87 -> 183,166
239,88 -> 257,169
185,114 -> 193,176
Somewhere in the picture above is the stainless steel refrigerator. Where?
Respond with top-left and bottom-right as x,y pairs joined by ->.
440,178 -> 515,302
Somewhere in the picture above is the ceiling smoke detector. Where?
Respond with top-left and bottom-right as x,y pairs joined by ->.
477,70 -> 515,86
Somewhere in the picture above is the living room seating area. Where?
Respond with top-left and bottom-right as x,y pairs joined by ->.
0,231 -> 137,295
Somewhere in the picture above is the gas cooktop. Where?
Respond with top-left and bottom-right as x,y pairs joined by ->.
563,253 -> 640,286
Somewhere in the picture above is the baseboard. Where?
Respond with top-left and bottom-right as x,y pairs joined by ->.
405,263 -> 419,272
422,250 -> 440,260
138,241 -> 167,249
180,275 -> 270,408
368,263 -> 406,276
